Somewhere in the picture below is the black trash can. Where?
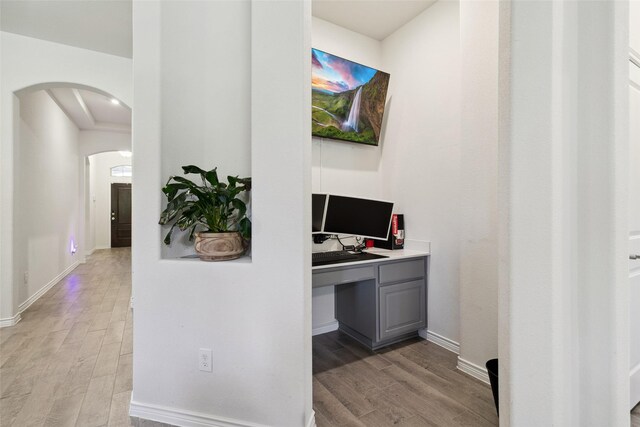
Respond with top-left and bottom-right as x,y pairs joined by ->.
486,358 -> 499,417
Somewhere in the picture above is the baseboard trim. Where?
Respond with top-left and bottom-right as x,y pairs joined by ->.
129,400 -> 272,427
312,320 -> 339,336
457,357 -> 490,385
18,261 -> 80,314
0,313 -> 22,328
419,329 -> 460,354
306,411 -> 316,427
86,247 -> 96,256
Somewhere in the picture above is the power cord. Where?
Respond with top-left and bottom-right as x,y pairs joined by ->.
336,235 -> 347,250
337,235 -> 367,252
314,234 -> 366,252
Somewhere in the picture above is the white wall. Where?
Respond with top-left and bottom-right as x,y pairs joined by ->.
380,0 -> 462,346
87,152 -> 132,251
458,0 -> 499,374
131,1 -> 312,426
79,130 -> 131,157
632,0 -> 640,60
0,31 -> 132,321
86,158 -> 95,254
13,90 -> 81,308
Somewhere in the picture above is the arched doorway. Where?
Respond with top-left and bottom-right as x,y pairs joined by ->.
2,83 -> 131,325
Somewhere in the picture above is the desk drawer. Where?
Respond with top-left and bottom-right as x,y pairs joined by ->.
313,265 -> 375,288
378,258 -> 426,284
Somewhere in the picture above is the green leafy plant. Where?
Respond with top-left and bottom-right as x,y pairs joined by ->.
159,165 -> 252,245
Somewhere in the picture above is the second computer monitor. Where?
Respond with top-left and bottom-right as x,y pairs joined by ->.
323,195 -> 394,241
312,193 -> 328,234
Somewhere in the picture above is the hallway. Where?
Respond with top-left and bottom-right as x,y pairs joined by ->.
0,249 -> 133,426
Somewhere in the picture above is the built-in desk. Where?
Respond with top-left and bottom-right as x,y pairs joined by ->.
312,249 -> 430,350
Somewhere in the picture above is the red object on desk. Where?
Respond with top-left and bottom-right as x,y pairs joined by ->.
365,239 -> 374,248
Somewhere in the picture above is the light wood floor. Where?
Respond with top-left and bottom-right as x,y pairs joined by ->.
314,331 -> 640,427
2,248 -> 637,427
0,248 -> 138,427
313,331 -> 499,426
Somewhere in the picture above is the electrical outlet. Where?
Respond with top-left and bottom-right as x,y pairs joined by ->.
199,348 -> 213,372
23,271 -> 29,284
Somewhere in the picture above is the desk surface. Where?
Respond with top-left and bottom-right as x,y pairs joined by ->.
312,248 -> 430,271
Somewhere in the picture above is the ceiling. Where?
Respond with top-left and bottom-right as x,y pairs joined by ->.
0,0 -> 132,58
47,88 -> 131,133
0,0 -> 434,57
312,0 -> 438,40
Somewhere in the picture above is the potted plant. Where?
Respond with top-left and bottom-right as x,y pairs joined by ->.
159,165 -> 252,261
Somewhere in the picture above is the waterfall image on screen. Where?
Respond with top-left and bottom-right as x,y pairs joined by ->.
312,49 -> 390,146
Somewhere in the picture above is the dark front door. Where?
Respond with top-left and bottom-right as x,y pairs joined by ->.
111,183 -> 132,247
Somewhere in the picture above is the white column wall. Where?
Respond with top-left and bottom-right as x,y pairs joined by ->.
503,0 -> 629,424
130,1 -> 313,425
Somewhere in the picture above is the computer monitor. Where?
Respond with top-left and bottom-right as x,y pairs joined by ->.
322,195 -> 394,240
312,193 -> 328,234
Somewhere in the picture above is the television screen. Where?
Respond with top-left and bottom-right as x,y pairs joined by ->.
312,193 -> 328,234
311,49 -> 390,146
323,195 -> 394,241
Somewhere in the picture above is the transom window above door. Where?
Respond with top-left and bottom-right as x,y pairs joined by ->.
111,165 -> 132,177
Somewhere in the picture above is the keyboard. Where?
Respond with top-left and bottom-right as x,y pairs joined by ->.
312,250 -> 359,266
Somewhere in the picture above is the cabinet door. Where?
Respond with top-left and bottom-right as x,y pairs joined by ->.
379,279 -> 426,340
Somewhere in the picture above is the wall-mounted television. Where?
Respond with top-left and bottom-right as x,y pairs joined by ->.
311,49 -> 390,146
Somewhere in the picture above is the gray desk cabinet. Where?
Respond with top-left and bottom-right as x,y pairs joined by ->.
312,255 -> 429,350
379,279 -> 426,340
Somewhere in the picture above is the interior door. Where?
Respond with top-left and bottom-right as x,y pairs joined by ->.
630,58 -> 640,410
111,183 -> 132,247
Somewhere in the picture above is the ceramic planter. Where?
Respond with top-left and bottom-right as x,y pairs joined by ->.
194,231 -> 245,261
